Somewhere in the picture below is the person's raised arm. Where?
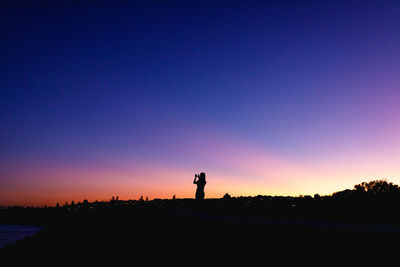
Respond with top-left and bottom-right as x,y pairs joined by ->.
193,175 -> 197,184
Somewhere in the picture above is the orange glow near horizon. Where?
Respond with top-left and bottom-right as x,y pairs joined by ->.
2,133 -> 400,206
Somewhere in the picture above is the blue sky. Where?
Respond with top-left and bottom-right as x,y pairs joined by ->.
1,1 -> 400,205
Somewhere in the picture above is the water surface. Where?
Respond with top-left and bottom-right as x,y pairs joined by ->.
0,224 -> 43,248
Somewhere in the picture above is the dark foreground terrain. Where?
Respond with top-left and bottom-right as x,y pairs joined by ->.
2,190 -> 400,264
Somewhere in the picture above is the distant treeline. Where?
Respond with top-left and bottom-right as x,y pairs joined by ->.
1,179 -> 400,226
332,179 -> 400,199
3,179 -> 400,208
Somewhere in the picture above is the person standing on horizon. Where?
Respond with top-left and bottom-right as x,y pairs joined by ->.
193,172 -> 206,201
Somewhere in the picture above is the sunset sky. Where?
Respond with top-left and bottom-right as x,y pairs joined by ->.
1,1 -> 400,206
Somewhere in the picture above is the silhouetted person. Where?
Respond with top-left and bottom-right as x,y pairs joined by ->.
193,172 -> 206,201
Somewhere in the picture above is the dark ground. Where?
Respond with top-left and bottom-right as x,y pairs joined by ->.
1,197 -> 400,264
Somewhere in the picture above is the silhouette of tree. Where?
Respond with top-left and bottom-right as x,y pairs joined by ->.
223,193 -> 231,200
354,179 -> 400,195
332,179 -> 400,201
332,189 -> 354,199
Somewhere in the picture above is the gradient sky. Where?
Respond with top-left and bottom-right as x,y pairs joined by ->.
1,1 -> 400,206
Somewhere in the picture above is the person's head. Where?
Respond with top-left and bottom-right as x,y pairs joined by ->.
199,172 -> 206,181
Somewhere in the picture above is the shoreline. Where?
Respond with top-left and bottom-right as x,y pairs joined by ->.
0,224 -> 44,249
